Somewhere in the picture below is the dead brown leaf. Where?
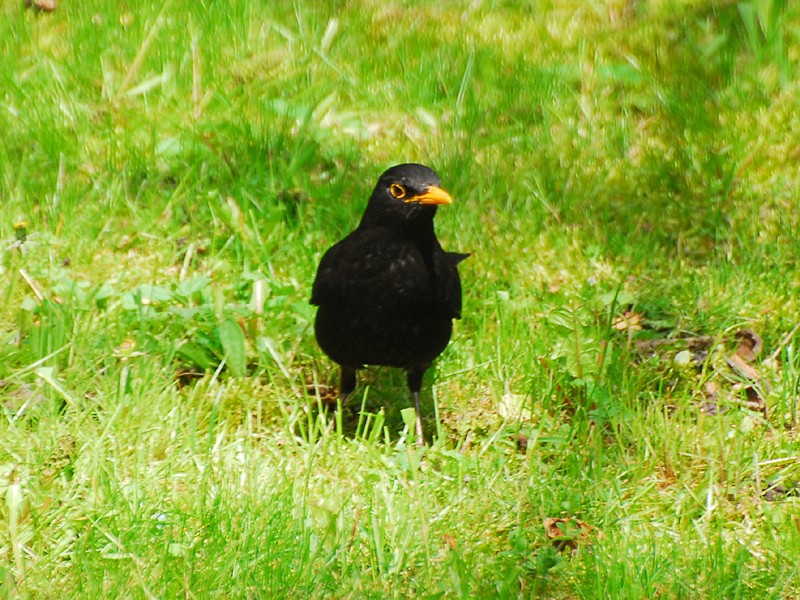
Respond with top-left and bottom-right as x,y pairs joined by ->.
735,329 -> 763,363
305,382 -> 338,406
24,0 -> 57,12
727,353 -> 760,381
764,482 -> 799,502
1,380 -> 45,416
612,311 -> 642,332
700,381 -> 723,415
175,369 -> 204,388
41,435 -> 77,481
544,517 -> 596,551
442,534 -> 457,550
635,335 -> 716,357
114,338 -> 145,360
731,383 -> 768,417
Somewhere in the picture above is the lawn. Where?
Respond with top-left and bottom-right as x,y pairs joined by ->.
1,0 -> 800,597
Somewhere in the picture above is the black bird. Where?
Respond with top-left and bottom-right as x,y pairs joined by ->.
311,163 -> 467,444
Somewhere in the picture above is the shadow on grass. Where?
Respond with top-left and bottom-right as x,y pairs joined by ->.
304,365 -> 442,444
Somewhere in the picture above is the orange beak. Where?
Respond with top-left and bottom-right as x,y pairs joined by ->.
405,185 -> 453,205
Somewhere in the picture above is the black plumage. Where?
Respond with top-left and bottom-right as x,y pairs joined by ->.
311,163 -> 467,444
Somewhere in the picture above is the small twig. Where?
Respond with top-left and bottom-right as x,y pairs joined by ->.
117,0 -> 174,97
635,335 -> 717,354
191,18 -> 203,121
18,269 -> 45,301
770,323 -> 800,362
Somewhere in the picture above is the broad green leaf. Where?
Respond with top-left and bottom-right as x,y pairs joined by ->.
177,341 -> 217,371
217,318 -> 247,378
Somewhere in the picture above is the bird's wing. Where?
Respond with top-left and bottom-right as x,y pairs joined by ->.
434,247 -> 467,320
310,228 -> 429,308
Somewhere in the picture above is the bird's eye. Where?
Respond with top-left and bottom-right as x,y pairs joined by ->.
389,183 -> 406,199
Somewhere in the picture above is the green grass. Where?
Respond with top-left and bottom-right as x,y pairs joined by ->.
2,0 -> 800,597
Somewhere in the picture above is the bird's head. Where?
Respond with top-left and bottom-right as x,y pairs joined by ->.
361,163 -> 453,227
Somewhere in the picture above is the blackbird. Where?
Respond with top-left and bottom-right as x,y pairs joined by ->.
311,163 -> 467,444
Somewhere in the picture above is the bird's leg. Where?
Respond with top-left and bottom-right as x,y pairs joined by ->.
339,365 -> 356,402
406,366 -> 426,446
327,365 -> 357,435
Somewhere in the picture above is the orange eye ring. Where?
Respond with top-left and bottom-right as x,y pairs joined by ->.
389,183 -> 406,199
